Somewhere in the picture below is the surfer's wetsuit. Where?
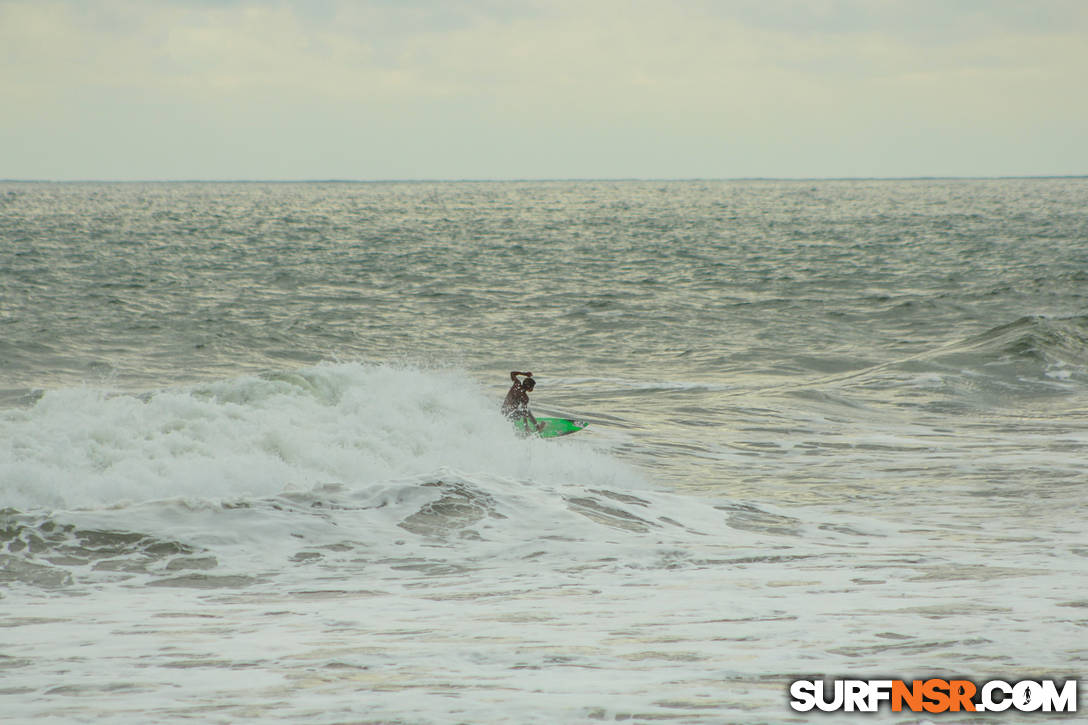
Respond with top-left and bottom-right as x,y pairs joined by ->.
502,371 -> 540,431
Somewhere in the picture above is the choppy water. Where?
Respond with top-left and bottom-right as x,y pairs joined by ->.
1,180 -> 1086,723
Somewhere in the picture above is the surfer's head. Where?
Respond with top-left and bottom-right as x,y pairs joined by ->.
522,377 -> 536,391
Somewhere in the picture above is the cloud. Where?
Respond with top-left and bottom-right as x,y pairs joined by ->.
1,0 -> 1085,178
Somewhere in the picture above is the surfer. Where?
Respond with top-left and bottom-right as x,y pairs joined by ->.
502,371 -> 544,432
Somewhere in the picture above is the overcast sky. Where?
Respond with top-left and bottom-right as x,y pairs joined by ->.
2,0 -> 1086,180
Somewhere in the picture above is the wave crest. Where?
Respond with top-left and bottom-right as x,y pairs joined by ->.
0,363 -> 631,512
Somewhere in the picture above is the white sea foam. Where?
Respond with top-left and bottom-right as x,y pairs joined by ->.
0,363 -> 644,512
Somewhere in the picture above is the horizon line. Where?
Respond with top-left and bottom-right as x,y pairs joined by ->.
2,175 -> 1086,184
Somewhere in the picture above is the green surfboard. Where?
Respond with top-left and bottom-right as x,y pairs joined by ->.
513,416 -> 587,438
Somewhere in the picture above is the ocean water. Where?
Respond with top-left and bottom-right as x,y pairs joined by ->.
1,179 -> 1086,723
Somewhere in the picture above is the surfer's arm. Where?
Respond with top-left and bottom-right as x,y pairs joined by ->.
510,371 -> 532,382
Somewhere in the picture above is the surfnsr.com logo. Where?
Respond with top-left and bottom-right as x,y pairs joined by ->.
789,678 -> 1077,713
